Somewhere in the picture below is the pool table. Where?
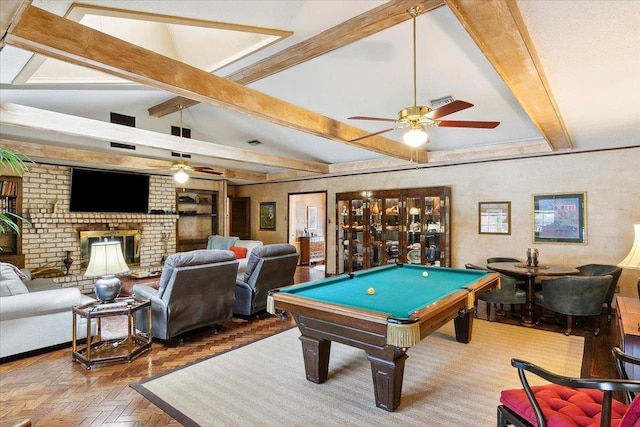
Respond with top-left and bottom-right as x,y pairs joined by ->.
267,263 -> 499,411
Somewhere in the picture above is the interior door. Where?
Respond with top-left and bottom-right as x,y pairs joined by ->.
229,197 -> 251,239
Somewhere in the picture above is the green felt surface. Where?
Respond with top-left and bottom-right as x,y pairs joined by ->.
280,264 -> 488,318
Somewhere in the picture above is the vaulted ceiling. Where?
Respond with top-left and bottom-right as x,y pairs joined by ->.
1,1 -> 638,184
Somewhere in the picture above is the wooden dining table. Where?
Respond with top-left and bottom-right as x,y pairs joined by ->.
487,262 -> 579,326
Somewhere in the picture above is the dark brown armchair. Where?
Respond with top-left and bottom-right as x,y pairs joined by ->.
576,264 -> 623,322
498,347 -> 640,427
466,263 -> 525,320
535,275 -> 612,336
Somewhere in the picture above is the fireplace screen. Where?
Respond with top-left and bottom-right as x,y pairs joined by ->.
80,230 -> 141,268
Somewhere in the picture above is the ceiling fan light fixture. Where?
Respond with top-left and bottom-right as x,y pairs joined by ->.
403,126 -> 428,147
174,169 -> 189,184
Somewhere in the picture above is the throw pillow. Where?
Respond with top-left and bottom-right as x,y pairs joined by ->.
0,262 -> 29,297
230,246 -> 248,259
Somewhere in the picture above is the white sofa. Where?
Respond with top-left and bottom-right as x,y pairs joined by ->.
233,240 -> 264,276
207,235 -> 263,277
0,263 -> 96,359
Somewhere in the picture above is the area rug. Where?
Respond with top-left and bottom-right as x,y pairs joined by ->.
132,320 -> 584,427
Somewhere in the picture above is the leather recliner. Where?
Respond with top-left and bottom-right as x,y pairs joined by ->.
133,249 -> 238,340
234,244 -> 299,316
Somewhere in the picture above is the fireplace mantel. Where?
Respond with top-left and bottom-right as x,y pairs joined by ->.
27,212 -> 178,227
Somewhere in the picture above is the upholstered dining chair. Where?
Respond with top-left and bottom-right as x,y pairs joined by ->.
465,264 -> 526,320
486,257 -> 528,290
534,275 -> 612,336
576,264 -> 623,322
497,347 -> 640,427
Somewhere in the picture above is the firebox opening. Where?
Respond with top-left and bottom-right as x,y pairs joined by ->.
80,229 -> 141,269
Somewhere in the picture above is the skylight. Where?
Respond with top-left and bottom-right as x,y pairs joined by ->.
14,4 -> 291,85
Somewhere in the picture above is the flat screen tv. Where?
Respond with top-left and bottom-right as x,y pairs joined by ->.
70,168 -> 150,213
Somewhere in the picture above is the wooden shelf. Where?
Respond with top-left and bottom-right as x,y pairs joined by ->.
0,177 -> 23,267
176,190 -> 218,251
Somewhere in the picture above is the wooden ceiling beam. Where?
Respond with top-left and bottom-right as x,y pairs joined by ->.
0,0 -> 30,51
0,139 -> 269,182
446,0 -> 573,150
4,5 -> 426,163
0,102 -> 325,174
148,0 -> 445,118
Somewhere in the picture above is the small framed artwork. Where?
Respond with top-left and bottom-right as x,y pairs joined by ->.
533,192 -> 586,244
259,202 -> 276,230
479,201 -> 511,235
307,206 -> 318,230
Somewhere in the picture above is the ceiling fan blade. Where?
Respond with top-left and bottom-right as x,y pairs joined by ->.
348,116 -> 398,123
349,127 -> 396,142
437,120 -> 500,129
192,166 -> 223,175
425,100 -> 474,120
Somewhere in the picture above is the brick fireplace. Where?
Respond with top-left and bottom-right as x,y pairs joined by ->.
21,164 -> 178,294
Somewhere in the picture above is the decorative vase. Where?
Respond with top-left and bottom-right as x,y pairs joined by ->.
371,200 -> 380,215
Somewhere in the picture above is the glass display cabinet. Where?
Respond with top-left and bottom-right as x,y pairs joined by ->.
336,187 -> 450,274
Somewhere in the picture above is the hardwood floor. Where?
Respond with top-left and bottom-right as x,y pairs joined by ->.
0,265 -> 620,426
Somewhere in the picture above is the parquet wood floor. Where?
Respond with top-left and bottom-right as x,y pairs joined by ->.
0,265 -> 618,427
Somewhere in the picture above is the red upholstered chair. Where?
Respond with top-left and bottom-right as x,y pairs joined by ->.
497,347 -> 640,427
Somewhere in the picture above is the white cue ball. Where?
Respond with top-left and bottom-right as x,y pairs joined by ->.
422,271 -> 429,277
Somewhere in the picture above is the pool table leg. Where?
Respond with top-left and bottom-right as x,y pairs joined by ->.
299,335 -> 331,383
453,311 -> 473,343
367,352 -> 408,412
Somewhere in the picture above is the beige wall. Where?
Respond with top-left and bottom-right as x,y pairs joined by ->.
235,148 -> 640,296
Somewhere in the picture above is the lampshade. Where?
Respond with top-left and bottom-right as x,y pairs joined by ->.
618,222 -> 640,270
85,240 -> 130,302
174,169 -> 189,184
403,126 -> 428,147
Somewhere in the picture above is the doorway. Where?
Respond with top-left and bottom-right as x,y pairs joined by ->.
228,196 -> 251,239
288,192 -> 327,268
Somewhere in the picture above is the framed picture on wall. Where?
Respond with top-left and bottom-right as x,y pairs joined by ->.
259,202 -> 276,230
533,192 -> 586,244
478,201 -> 511,235
307,206 -> 318,230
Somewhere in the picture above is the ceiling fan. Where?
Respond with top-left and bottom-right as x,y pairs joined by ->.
171,160 -> 222,184
348,5 -> 500,147
168,105 -> 223,183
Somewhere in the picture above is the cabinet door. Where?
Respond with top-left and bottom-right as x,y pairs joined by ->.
402,187 -> 450,267
381,194 -> 400,265
336,195 -> 366,273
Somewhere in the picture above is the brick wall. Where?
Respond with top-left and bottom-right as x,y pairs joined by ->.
21,165 -> 177,294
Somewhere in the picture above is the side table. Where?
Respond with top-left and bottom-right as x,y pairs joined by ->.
72,296 -> 152,369
616,295 -> 640,380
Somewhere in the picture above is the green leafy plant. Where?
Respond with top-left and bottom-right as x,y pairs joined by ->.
0,147 -> 32,235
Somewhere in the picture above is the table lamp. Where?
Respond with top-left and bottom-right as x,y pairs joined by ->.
618,223 -> 640,270
84,239 -> 130,303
